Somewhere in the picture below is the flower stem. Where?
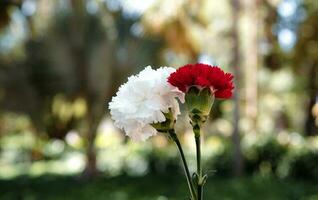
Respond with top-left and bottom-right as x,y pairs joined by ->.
168,129 -> 196,200
193,126 -> 203,200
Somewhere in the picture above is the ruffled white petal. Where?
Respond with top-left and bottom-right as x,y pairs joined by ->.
109,66 -> 184,141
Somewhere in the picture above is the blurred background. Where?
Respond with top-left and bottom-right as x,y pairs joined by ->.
0,0 -> 318,199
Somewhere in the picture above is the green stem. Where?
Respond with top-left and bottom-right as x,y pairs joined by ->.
169,130 -> 196,200
194,127 -> 203,200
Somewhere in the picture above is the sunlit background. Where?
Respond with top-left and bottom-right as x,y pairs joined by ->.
1,0 -> 318,199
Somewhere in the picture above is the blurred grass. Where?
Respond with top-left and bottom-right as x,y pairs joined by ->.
1,173 -> 318,200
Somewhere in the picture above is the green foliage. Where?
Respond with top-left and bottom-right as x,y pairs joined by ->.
284,149 -> 318,181
0,174 -> 318,200
242,134 -> 288,176
205,137 -> 233,177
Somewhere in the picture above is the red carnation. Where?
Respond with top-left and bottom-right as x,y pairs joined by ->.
168,63 -> 234,99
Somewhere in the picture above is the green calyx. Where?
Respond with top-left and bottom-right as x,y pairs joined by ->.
185,86 -> 214,129
151,109 -> 176,133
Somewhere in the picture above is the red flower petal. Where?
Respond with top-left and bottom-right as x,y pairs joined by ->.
215,89 -> 233,99
168,63 -> 234,99
195,77 -> 210,88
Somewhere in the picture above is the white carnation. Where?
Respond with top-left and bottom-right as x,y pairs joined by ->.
109,66 -> 184,141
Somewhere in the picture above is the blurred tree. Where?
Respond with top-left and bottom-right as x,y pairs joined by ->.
1,0 -> 318,180
0,0 -> 22,30
242,0 -> 260,133
0,0 -> 165,177
293,1 -> 318,135
231,0 -> 244,176
261,0 -> 318,135
262,0 -> 281,71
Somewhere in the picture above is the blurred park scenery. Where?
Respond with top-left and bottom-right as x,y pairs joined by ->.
1,0 -> 318,199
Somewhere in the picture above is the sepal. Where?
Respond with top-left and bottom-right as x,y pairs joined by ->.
185,86 -> 214,129
151,109 -> 176,133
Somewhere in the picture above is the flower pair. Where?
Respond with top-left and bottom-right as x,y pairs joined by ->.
109,63 -> 234,141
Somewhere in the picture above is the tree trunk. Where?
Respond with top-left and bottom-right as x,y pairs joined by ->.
70,0 -> 100,178
305,64 -> 318,135
231,0 -> 244,176
82,107 -> 99,177
243,0 -> 259,132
